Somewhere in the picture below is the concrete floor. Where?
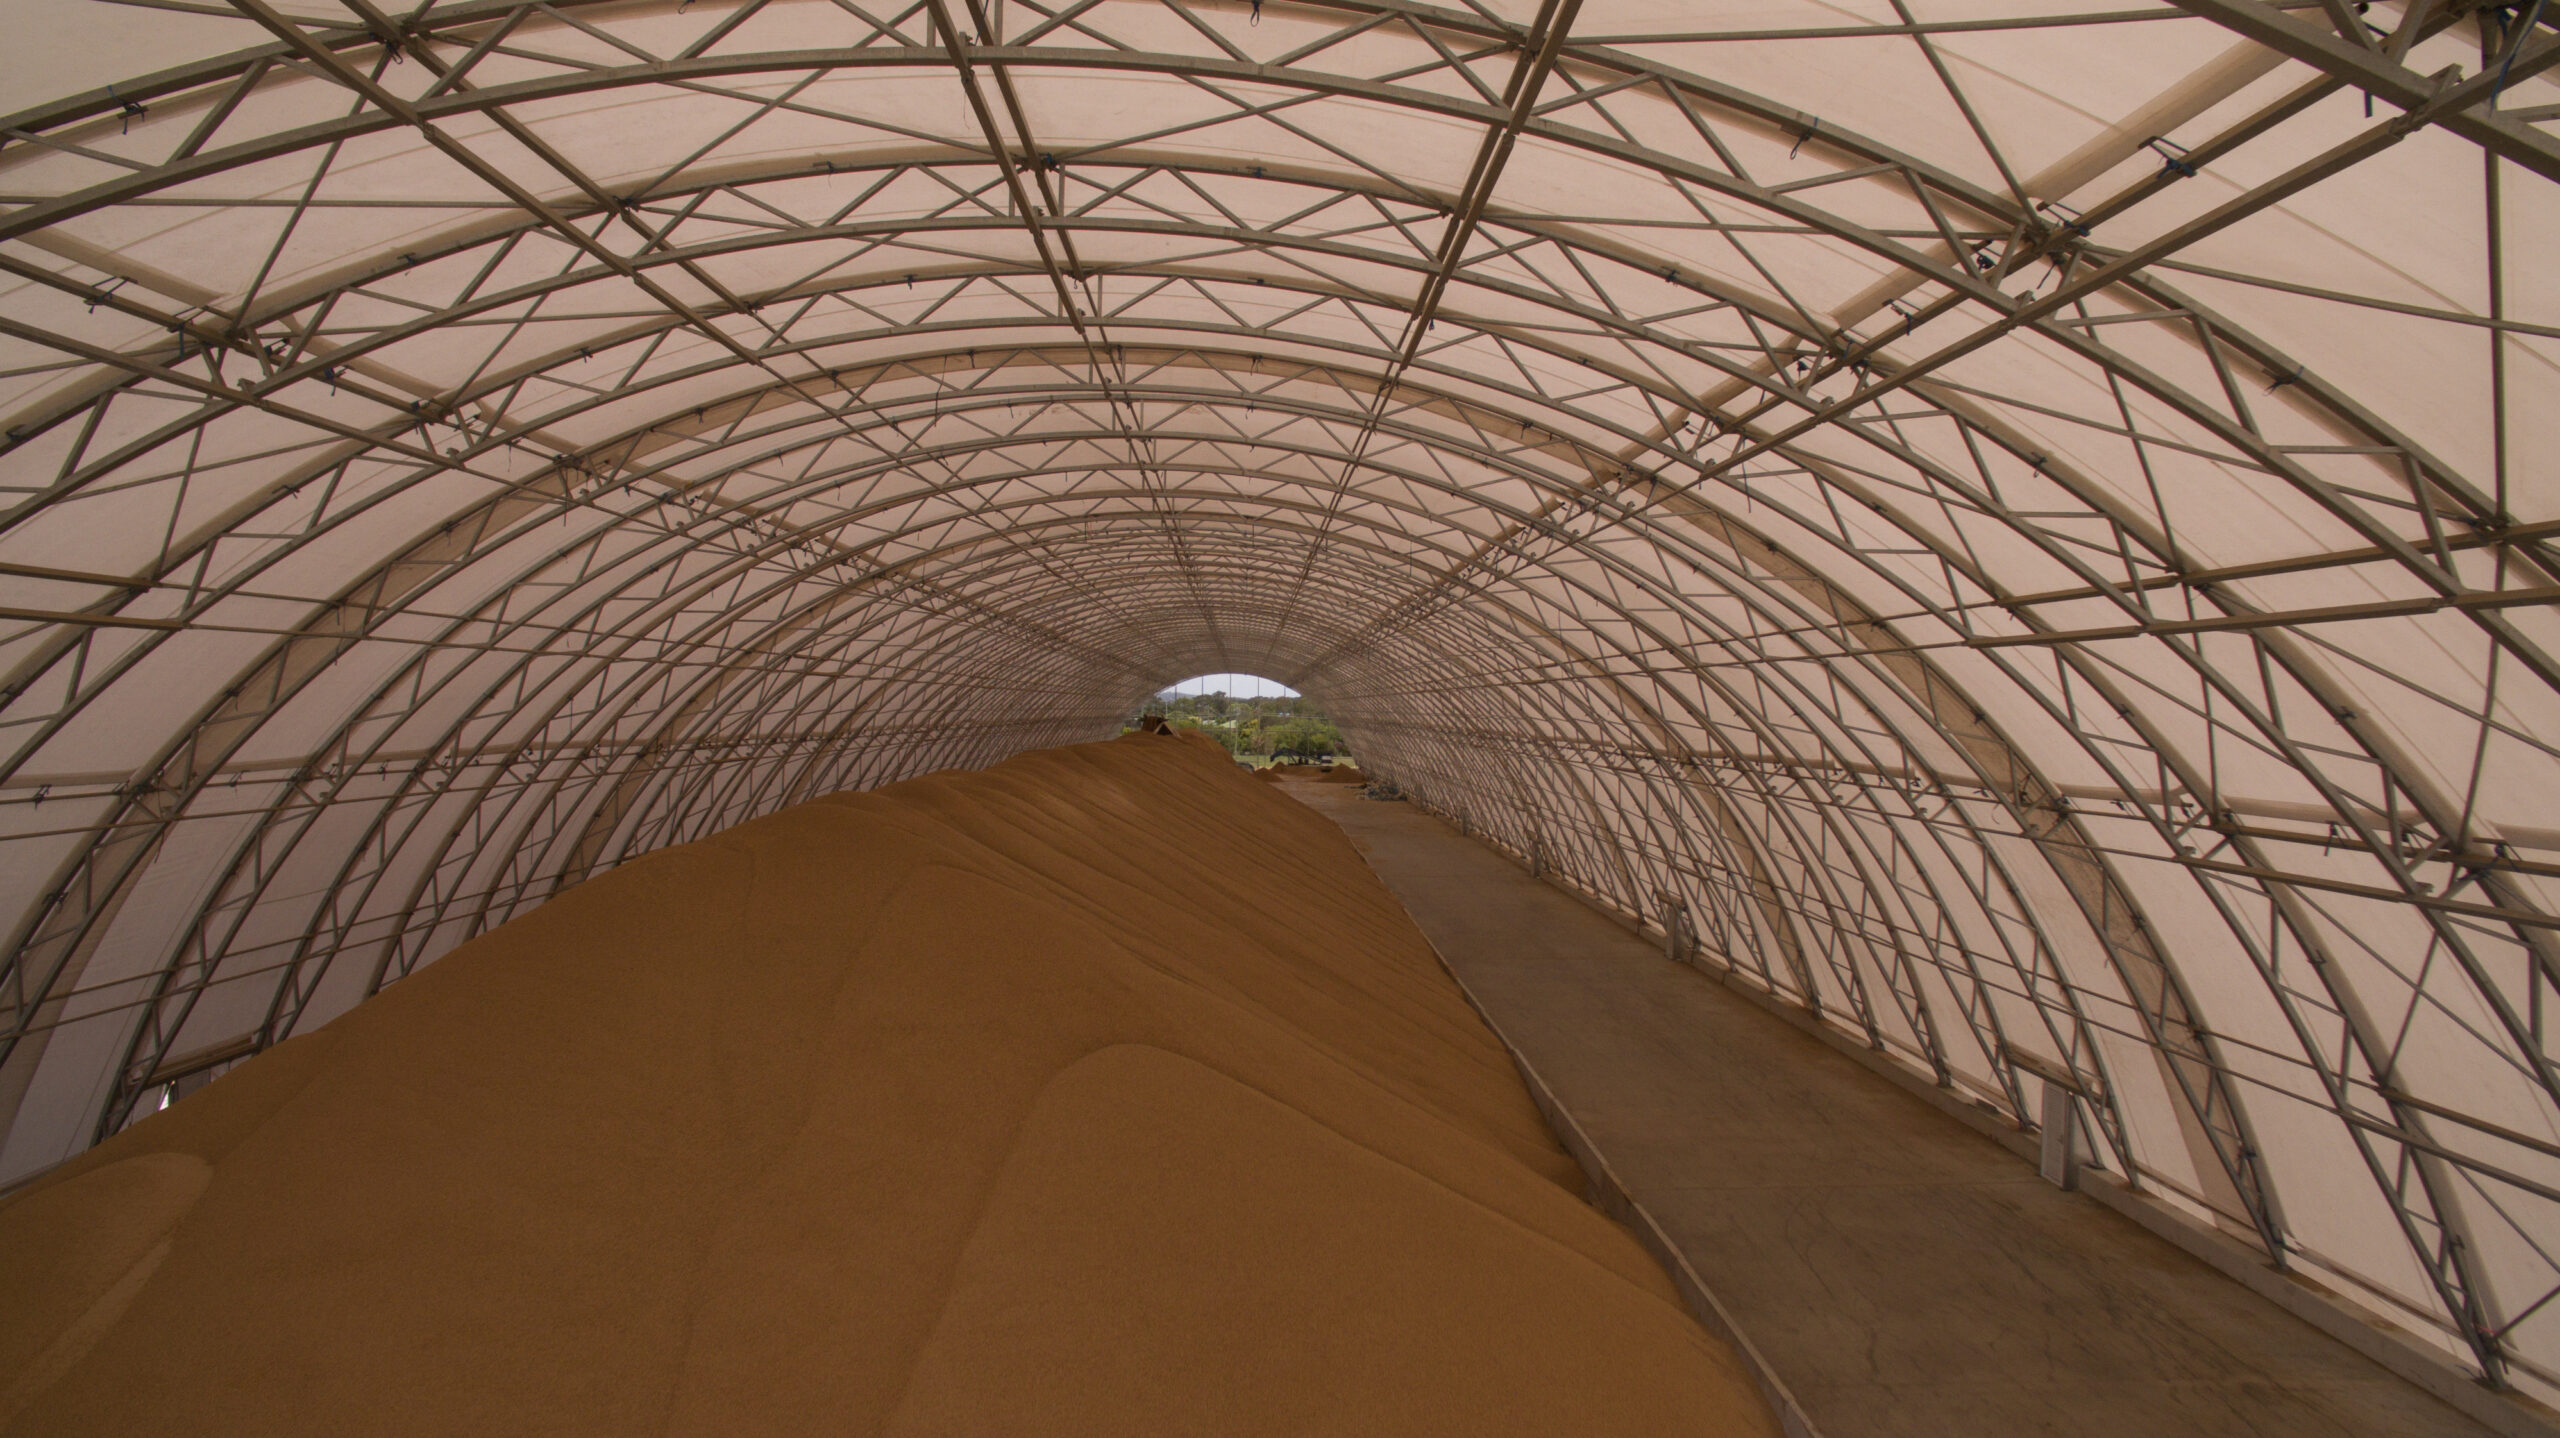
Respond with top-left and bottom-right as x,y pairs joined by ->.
1282,777 -> 2503,1438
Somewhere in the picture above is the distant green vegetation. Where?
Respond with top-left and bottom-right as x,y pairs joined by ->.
1127,690 -> 1346,765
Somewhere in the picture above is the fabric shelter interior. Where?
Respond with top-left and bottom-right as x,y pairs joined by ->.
1,0 -> 2556,1403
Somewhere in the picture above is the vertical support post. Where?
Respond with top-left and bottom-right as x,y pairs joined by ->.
2006,1042 -> 2093,1191
2039,1077 -> 2083,1191
1656,891 -> 1693,965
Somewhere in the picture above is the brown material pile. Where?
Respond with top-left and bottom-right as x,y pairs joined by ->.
0,732 -> 1780,1437
1318,763 -> 1369,784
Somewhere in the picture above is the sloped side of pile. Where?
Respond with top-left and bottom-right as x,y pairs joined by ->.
0,732 -> 1781,1438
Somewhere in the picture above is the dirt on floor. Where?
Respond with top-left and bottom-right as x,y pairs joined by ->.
0,731 -> 1780,1438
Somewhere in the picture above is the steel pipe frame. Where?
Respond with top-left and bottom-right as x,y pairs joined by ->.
5,310 -> 2539,1351
225,294 -> 2539,1038
10,159 -> 2539,885
2164,0 -> 2560,181
60,399 -> 2149,1156
87,490 -> 1482,1012
0,0 -> 2549,1381
35,363 -> 2304,1258
0,254 -> 2498,931
0,7 -> 2524,565
0,128 -> 2529,716
140,565 -> 1141,1094
256,484 -> 1885,983
244,527 -> 1679,1084
0,282 -> 2519,1340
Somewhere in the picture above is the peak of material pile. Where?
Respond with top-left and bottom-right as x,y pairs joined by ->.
0,732 -> 1781,1436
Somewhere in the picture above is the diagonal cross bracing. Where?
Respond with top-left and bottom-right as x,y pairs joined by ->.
0,0 -> 2554,1399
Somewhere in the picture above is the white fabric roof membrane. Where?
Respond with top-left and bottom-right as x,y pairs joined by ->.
0,0 -> 2555,1398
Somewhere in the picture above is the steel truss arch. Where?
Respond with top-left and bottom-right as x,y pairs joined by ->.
35,373 -> 2297,1283
1,0 -> 2555,1398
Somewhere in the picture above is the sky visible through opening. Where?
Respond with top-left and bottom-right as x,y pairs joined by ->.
1161,672 -> 1299,699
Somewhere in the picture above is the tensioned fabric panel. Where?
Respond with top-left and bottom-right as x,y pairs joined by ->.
0,0 -> 2555,1400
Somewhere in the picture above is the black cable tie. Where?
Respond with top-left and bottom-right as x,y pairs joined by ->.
2144,136 -> 2197,179
1789,117 -> 1821,161
106,84 -> 145,134
2267,364 -> 2304,392
2491,0 -> 2548,98
2039,199 -> 2092,239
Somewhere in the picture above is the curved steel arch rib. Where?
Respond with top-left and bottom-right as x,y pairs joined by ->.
0,0 -> 2555,1396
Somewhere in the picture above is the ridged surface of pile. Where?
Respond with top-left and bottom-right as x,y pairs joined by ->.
0,734 -> 1780,1436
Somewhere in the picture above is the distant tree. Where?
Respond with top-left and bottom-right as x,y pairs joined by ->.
1261,714 -> 1343,759
1124,690 -> 1344,763
1167,715 -> 1243,755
